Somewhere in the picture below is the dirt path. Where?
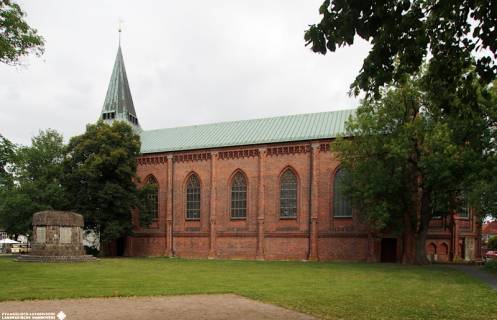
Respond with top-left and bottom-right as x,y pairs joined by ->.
0,294 -> 315,320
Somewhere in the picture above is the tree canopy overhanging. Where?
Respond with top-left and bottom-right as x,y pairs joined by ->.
305,0 -> 497,96
0,0 -> 44,65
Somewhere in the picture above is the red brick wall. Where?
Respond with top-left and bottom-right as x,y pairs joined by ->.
318,237 -> 369,261
126,140 -> 480,262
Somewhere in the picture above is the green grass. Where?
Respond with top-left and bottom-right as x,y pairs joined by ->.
0,257 -> 496,320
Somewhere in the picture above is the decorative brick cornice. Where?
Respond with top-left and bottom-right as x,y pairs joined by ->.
267,145 -> 310,156
218,149 -> 260,160
319,143 -> 330,152
137,155 -> 168,166
173,152 -> 212,163
137,143 -> 330,164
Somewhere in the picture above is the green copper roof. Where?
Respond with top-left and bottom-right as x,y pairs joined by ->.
101,46 -> 141,130
140,109 -> 355,154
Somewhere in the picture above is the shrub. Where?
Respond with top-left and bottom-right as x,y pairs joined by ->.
487,236 -> 497,250
84,245 -> 99,256
485,259 -> 497,272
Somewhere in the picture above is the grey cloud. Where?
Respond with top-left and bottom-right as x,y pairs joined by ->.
0,0 -> 370,145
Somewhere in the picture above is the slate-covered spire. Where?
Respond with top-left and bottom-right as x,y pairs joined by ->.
100,44 -> 141,131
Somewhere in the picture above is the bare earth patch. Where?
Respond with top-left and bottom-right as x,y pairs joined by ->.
0,294 -> 315,320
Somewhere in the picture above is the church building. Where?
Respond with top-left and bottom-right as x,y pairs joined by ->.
100,44 -> 482,262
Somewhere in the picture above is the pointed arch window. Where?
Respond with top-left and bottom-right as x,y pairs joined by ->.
231,172 -> 247,219
280,169 -> 298,218
146,176 -> 159,219
333,168 -> 352,217
186,174 -> 201,220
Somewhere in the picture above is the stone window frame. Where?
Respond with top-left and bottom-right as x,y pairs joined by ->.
332,167 -> 353,218
229,170 -> 248,220
279,167 -> 299,219
185,172 -> 202,221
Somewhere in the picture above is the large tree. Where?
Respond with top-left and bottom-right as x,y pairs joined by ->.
0,134 -> 15,187
0,0 -> 44,65
63,121 -> 153,248
336,70 -> 497,264
305,0 -> 497,96
305,0 -> 497,263
0,130 -> 68,235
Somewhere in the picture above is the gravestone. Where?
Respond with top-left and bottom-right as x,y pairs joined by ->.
16,211 -> 97,262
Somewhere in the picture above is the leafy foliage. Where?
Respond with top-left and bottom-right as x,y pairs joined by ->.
334,69 -> 497,263
485,259 -> 497,272
0,0 -> 44,65
139,182 -> 158,228
0,130 -> 68,235
305,0 -> 497,96
488,236 -> 497,251
0,134 -> 15,188
63,121 -> 153,243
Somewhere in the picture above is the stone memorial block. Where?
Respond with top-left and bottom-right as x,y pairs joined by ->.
16,210 -> 97,262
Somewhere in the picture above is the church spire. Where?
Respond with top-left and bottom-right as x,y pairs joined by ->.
100,33 -> 141,131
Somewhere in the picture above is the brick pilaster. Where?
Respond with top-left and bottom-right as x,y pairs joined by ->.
166,154 -> 174,257
309,143 -> 320,261
256,148 -> 266,260
208,151 -> 218,258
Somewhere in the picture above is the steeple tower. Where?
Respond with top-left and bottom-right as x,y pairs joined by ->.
100,41 -> 141,131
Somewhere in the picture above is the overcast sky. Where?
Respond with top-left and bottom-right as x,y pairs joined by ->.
0,0 -> 371,145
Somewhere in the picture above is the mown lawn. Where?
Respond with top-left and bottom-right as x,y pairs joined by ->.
0,257 -> 496,320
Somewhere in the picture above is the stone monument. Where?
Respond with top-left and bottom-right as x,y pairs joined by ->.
16,211 -> 97,262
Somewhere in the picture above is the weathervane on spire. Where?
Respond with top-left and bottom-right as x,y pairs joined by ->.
118,18 -> 123,46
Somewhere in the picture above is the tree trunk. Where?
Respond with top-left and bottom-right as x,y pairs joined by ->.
414,228 -> 429,265
402,217 -> 430,264
401,211 -> 416,264
401,189 -> 431,265
413,191 -> 431,265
